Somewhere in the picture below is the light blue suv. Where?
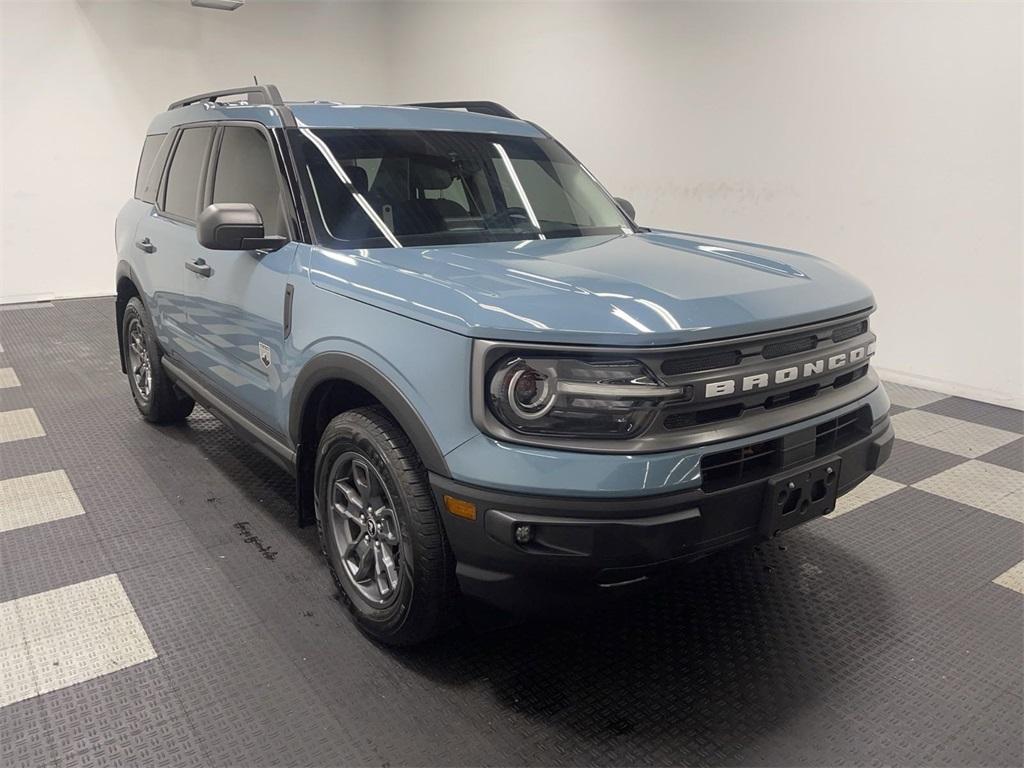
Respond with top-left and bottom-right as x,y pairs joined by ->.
116,85 -> 893,644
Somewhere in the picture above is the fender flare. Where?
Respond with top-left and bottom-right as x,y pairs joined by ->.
115,260 -> 145,373
289,351 -> 450,477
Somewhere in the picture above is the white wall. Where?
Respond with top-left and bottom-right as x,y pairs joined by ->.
0,0 -> 388,304
2,1 -> 1020,406
381,0 -> 1023,407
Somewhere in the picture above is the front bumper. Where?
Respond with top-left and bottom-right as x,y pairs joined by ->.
432,413 -> 894,614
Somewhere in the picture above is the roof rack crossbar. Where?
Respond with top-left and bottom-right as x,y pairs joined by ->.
402,101 -> 519,120
169,84 -> 284,111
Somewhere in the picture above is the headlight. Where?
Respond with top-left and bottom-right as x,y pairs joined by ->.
486,355 -> 689,438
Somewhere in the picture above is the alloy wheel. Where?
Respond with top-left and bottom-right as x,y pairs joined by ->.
329,452 -> 403,605
126,317 -> 152,402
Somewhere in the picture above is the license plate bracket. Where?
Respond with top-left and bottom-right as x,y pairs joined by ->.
760,457 -> 842,537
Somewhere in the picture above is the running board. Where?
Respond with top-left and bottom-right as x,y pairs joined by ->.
162,356 -> 297,475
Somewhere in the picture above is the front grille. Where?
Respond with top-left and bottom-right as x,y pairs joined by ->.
663,403 -> 743,430
661,350 -> 740,376
763,383 -> 821,409
815,405 -> 872,455
654,311 -> 874,436
701,440 -> 778,492
762,335 -> 817,359
832,365 -> 868,389
700,406 -> 873,492
663,364 -> 870,431
832,320 -> 868,343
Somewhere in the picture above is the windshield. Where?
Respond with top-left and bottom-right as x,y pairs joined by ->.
292,128 -> 635,248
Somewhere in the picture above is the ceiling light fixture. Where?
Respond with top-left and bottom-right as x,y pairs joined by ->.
191,0 -> 245,11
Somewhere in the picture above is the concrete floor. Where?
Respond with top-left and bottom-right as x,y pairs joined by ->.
1,297 -> 1022,767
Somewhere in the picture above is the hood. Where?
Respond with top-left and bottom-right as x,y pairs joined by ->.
307,229 -> 875,346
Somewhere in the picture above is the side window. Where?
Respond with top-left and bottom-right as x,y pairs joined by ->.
163,127 -> 213,221
212,127 -> 286,237
135,133 -> 168,203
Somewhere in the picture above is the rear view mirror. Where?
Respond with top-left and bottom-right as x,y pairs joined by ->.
197,203 -> 287,252
614,197 -> 636,221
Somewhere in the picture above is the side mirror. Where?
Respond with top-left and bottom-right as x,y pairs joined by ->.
614,197 -> 636,221
197,203 -> 287,252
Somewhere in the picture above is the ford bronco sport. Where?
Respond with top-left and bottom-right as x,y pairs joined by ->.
116,85 -> 893,645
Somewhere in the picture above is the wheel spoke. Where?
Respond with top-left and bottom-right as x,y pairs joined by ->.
351,459 -> 373,505
333,480 -> 365,519
352,539 -> 375,581
377,508 -> 399,546
374,542 -> 398,597
333,503 -> 362,533
343,531 -> 364,559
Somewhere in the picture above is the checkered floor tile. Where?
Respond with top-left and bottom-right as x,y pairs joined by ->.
994,561 -> 1024,594
0,368 -> 21,389
0,297 -> 1020,768
890,409 -> 1019,458
0,408 -> 45,444
0,575 -> 156,707
832,385 -> 1023,520
0,470 -> 85,534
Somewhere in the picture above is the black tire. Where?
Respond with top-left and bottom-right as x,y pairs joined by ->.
314,406 -> 455,646
121,297 -> 194,423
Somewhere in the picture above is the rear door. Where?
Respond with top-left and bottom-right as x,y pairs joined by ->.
181,123 -> 296,421
132,125 -> 214,356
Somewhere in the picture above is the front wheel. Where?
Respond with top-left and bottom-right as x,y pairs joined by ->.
314,406 -> 455,645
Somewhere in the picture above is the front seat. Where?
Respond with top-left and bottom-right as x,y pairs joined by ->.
393,161 -> 469,235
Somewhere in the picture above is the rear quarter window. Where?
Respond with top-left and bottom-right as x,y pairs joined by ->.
134,133 -> 169,204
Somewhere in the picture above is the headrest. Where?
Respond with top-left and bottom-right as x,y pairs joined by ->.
411,161 -> 454,191
341,165 -> 369,194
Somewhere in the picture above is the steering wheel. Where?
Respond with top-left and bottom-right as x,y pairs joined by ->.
484,207 -> 535,228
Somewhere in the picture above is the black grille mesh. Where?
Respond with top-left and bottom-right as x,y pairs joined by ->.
815,406 -> 872,455
700,406 -> 872,492
832,320 -> 868,343
661,350 -> 741,376
700,440 -> 777,492
762,335 -> 817,359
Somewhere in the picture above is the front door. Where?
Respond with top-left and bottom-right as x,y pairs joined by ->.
181,124 -> 296,423
133,126 -> 215,359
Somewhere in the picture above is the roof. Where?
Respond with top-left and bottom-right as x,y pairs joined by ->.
146,100 -> 544,139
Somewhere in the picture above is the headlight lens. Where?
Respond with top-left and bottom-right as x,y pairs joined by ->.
487,355 -> 688,438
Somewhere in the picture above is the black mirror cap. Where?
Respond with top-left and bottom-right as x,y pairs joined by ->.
614,197 -> 636,221
197,203 -> 288,252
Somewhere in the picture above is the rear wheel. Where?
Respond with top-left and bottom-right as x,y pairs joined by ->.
315,406 -> 454,645
121,297 -> 194,423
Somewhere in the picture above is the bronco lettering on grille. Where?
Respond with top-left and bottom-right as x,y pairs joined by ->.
704,342 -> 876,399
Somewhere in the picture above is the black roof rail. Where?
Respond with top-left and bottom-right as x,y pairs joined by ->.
168,84 -> 284,111
402,101 -> 519,120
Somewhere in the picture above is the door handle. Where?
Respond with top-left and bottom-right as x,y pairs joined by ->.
185,258 -> 212,278
135,237 -> 156,254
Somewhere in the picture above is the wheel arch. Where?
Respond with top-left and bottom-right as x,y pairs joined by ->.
115,261 -> 143,374
290,352 -> 450,525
